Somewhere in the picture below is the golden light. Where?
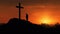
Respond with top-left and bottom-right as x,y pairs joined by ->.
39,15 -> 57,25
40,17 -> 52,24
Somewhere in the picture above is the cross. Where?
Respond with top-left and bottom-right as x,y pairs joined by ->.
16,2 -> 24,20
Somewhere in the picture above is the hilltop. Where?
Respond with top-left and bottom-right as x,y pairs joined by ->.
0,18 -> 60,32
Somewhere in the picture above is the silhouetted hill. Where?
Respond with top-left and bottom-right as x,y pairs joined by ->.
0,18 -> 60,32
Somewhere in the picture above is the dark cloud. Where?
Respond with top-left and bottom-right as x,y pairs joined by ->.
0,0 -> 18,6
22,0 -> 60,5
0,0 -> 60,6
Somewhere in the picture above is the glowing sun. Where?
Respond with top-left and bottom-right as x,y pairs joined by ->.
41,18 -> 51,24
40,17 -> 54,24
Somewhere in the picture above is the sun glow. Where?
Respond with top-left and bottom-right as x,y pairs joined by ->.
40,17 -> 52,24
39,15 -> 57,25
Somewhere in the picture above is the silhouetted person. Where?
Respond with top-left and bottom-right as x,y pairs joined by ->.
26,13 -> 28,21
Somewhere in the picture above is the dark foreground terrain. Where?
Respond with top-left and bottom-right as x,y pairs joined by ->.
0,18 -> 60,32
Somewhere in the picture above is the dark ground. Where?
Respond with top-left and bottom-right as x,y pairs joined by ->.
0,18 -> 60,32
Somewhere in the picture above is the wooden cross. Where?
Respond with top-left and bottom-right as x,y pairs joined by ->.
16,2 -> 24,19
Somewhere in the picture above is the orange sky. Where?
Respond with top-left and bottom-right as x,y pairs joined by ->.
0,0 -> 60,25
25,5 -> 60,25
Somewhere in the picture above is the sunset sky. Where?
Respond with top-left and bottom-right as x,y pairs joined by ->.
0,0 -> 60,25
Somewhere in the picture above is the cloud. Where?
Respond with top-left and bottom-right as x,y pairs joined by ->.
22,0 -> 60,5
0,0 -> 17,6
0,0 -> 60,6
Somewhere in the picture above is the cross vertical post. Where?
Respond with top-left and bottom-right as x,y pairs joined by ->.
16,2 -> 23,20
